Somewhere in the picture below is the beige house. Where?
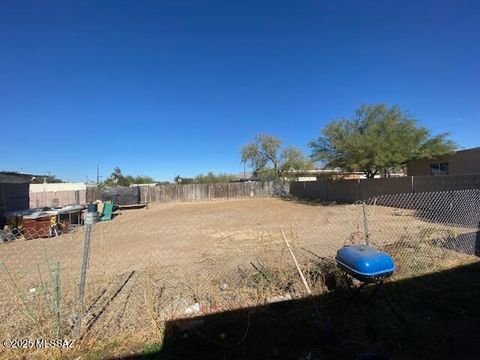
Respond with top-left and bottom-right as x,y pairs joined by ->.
407,147 -> 480,176
29,183 -> 88,208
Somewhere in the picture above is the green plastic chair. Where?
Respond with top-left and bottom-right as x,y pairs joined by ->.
101,202 -> 114,221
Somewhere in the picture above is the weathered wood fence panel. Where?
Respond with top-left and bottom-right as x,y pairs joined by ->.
31,182 -> 286,208
139,182 -> 278,203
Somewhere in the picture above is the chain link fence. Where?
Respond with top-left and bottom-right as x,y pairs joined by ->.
0,189 -> 479,355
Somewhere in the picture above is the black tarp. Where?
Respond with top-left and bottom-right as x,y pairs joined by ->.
0,182 -> 30,213
0,173 -> 32,228
100,187 -> 140,205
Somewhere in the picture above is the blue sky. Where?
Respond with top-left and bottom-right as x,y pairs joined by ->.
1,0 -> 479,182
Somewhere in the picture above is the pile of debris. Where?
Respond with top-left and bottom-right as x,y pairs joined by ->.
2,205 -> 84,241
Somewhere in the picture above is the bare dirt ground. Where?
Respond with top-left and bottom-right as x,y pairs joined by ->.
0,198 -> 360,283
2,197 -> 471,280
0,198 -> 476,358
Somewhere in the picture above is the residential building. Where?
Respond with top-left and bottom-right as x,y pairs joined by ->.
407,147 -> 480,176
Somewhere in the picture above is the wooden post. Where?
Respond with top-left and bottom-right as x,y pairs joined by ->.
281,230 -> 312,295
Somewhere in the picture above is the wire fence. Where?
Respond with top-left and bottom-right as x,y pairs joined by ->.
0,189 -> 479,355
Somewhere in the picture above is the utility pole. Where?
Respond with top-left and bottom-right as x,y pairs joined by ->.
96,165 -> 99,184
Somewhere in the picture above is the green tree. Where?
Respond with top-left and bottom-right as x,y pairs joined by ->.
174,172 -> 237,184
103,167 -> 156,186
174,175 -> 195,184
134,175 -> 155,184
241,134 -> 312,180
116,167 -> 127,186
194,172 -> 237,183
309,104 -> 456,178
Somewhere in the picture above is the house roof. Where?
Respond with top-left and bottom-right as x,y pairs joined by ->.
0,171 -> 34,184
30,182 -> 87,192
287,169 -> 363,176
455,147 -> 480,154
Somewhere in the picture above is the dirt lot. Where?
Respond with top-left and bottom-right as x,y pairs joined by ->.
1,198 -> 360,282
0,198 -> 476,358
2,197 -> 471,278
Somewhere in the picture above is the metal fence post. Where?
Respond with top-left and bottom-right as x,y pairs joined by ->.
358,178 -> 361,201
54,261 -> 61,337
75,206 -> 94,338
362,201 -> 370,245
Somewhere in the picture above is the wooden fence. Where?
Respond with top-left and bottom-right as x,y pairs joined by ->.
139,182 -> 279,203
82,181 -> 284,205
29,182 -> 286,208
29,174 -> 480,208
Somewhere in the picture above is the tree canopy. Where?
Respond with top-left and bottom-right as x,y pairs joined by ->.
309,104 -> 456,178
174,172 -> 237,184
31,175 -> 63,184
241,134 -> 312,179
103,167 -> 156,187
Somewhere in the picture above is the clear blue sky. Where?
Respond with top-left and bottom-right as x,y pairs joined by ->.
1,0 -> 478,182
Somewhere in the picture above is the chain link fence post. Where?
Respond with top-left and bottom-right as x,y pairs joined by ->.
362,201 -> 370,245
75,205 -> 94,338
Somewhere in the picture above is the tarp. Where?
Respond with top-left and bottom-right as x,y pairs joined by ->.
100,187 -> 140,205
